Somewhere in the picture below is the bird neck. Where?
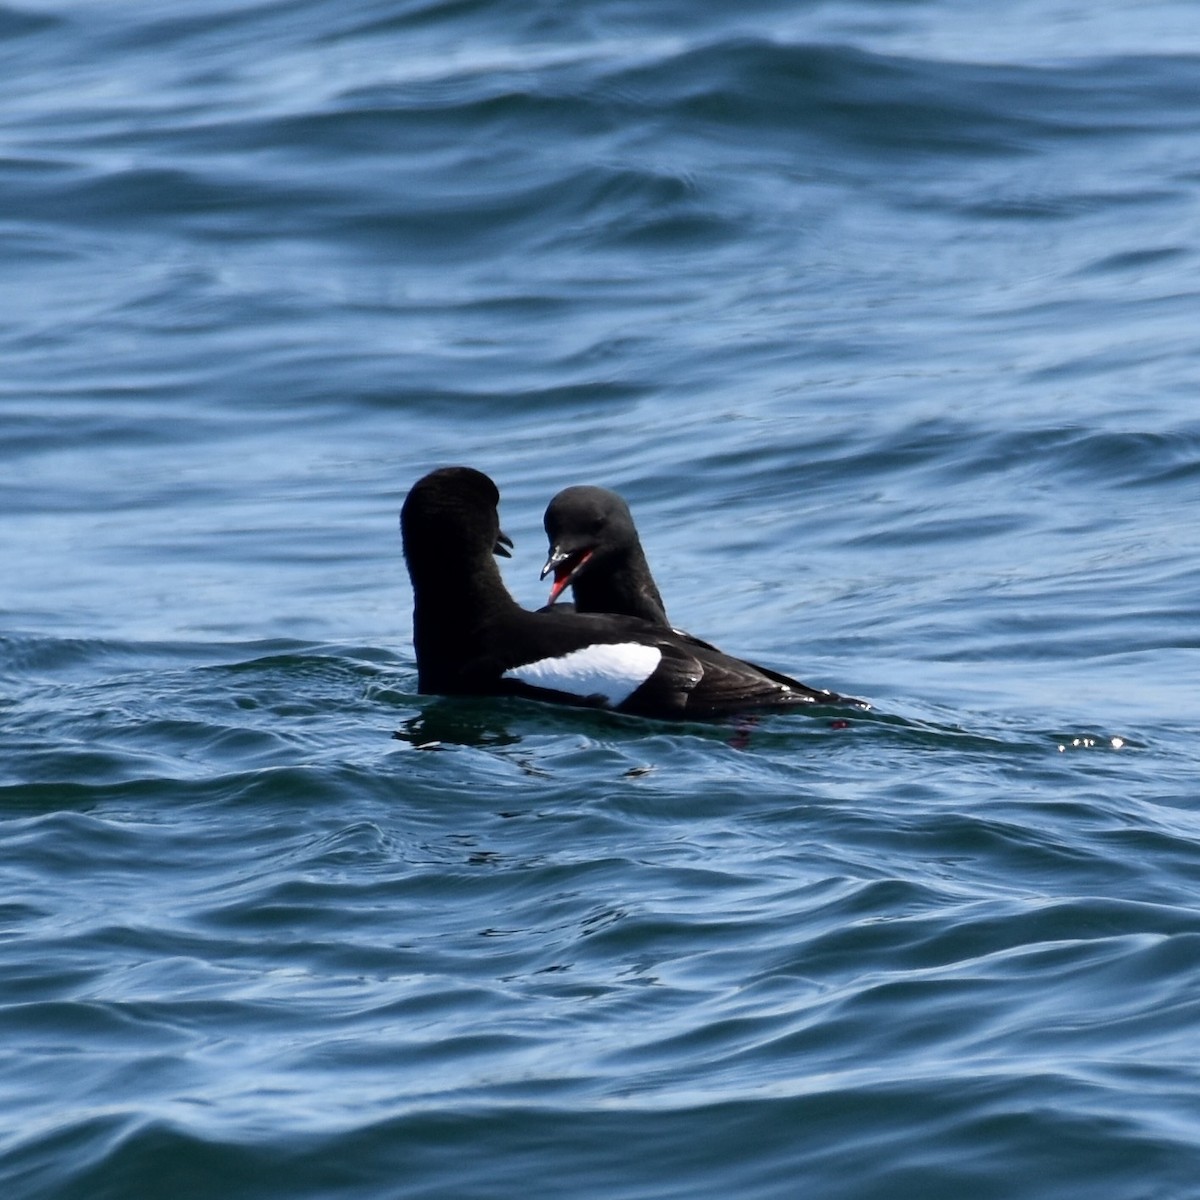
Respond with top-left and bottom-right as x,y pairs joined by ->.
574,543 -> 668,625
408,550 -> 521,689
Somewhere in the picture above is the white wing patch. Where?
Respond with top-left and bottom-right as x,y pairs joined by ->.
504,643 -> 662,706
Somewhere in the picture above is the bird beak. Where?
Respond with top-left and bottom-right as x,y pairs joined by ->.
540,545 -> 593,604
494,530 -> 513,559
539,546 -> 568,581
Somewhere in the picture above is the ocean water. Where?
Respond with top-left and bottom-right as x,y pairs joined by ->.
3,1 -> 1200,1197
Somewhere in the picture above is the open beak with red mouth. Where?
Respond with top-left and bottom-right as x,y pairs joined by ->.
540,545 -> 594,604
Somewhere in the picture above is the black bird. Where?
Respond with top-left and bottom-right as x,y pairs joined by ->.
401,466 -> 861,719
539,480 -> 864,709
541,485 -> 669,625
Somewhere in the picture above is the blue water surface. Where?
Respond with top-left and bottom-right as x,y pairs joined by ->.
2,1 -> 1200,1197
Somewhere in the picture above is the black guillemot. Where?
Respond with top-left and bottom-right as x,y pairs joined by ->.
540,481 -> 865,707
